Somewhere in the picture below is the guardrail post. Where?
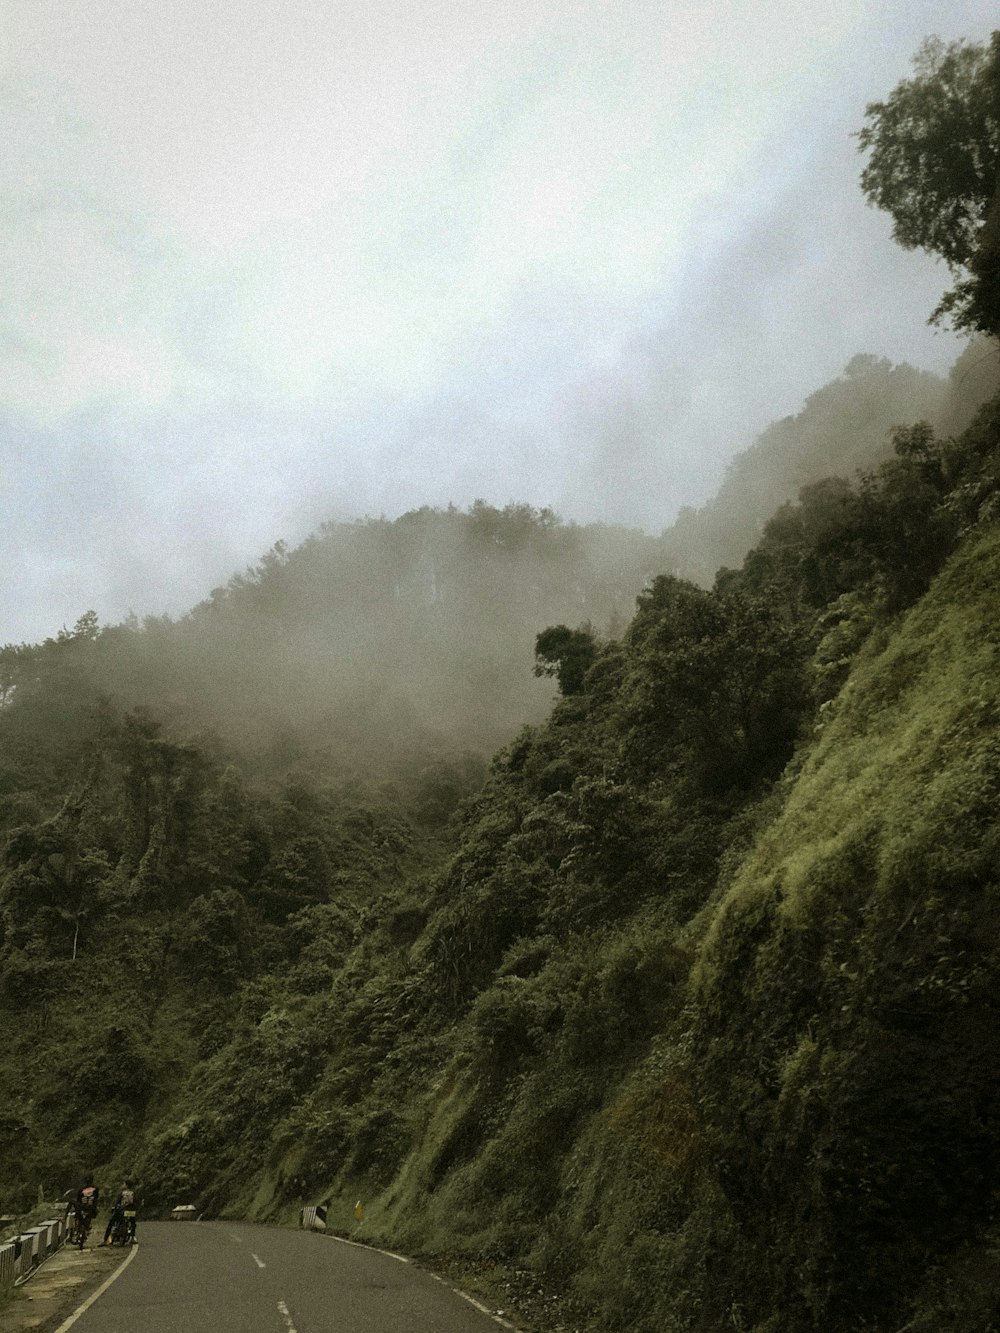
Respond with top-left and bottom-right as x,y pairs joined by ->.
0,1241 -> 16,1295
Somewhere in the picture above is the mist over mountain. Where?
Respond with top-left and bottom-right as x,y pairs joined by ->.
660,338 -> 1000,584
5,338 -> 996,799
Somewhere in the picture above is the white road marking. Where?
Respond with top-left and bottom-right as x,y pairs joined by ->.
278,1298 -> 298,1332
455,1291 -> 519,1330
229,1233 -> 243,1243
457,1290 -> 493,1315
437,1271 -> 518,1328
53,1242 -> 140,1331
327,1232 -> 409,1263
251,1252 -> 266,1268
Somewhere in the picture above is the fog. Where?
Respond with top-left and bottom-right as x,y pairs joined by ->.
2,0 -> 997,644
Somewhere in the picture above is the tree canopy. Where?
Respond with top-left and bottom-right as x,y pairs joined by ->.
533,623 -> 598,696
857,32 -> 1000,335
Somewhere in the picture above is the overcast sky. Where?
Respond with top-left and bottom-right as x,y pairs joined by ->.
2,0 -> 997,643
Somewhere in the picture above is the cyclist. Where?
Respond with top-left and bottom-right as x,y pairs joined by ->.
75,1175 -> 100,1247
103,1179 -> 138,1245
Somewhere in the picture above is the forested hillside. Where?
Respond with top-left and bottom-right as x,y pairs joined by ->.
3,28 -> 1000,1333
660,339 -> 999,585
3,386 -> 999,1329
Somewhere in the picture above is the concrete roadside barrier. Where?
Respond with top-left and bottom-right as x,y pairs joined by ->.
23,1230 -> 42,1277
19,1230 -> 43,1273
0,1240 -> 17,1293
15,1234 -> 35,1281
0,1212 -> 68,1295
10,1219 -> 66,1287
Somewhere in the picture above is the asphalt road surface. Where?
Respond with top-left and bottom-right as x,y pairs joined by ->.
62,1222 -> 513,1332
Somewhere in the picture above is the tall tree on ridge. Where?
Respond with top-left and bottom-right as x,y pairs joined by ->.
857,32 -> 1000,337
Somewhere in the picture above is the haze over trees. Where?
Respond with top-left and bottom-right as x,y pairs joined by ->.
2,342 -> 994,792
657,339 -> 999,586
1,28 -> 1000,1333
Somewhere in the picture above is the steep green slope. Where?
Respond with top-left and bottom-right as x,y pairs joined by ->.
684,525 -> 1000,1332
338,533 -> 997,1333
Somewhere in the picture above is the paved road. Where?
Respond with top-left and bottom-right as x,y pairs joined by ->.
63,1222 -> 512,1332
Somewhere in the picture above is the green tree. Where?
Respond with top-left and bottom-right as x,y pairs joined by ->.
533,624 -> 598,696
251,836 -> 332,923
857,33 -> 1000,334
621,576 -> 807,792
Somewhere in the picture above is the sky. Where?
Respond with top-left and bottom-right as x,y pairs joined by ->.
2,0 -> 997,643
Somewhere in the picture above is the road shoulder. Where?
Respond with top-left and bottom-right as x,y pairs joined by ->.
0,1239 -> 131,1333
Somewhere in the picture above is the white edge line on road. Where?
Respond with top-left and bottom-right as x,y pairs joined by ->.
251,1252 -> 266,1268
52,1242 -> 140,1333
455,1289 -> 519,1329
431,1263 -> 517,1328
331,1237 -> 515,1329
327,1233 -> 410,1263
457,1290 -> 493,1314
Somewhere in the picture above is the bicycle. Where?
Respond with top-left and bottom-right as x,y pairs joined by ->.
72,1207 -> 92,1250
